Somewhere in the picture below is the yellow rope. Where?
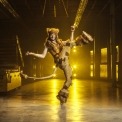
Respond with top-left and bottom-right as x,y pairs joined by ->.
73,0 -> 88,28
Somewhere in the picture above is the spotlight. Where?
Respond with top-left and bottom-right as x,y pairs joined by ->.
73,65 -> 77,69
73,49 -> 76,52
73,73 -> 77,77
53,65 -> 56,69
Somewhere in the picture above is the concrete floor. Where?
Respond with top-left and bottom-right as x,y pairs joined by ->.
0,79 -> 122,122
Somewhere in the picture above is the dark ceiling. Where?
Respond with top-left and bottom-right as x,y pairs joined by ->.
0,0 -> 122,40
0,0 -> 121,24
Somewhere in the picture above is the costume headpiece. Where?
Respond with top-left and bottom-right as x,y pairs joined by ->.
46,28 -> 59,35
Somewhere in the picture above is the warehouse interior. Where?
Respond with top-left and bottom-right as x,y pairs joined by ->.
0,0 -> 122,121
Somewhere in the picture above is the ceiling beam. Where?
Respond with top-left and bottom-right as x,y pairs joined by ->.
0,0 -> 20,19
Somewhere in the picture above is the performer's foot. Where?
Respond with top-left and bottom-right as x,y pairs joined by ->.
82,31 -> 93,42
56,89 -> 69,105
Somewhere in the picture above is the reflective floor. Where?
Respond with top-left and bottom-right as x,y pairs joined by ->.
0,79 -> 122,122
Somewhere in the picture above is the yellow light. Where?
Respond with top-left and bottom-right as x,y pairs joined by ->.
53,65 -> 56,69
100,64 -> 107,78
101,48 -> 107,63
90,50 -> 93,55
73,46 -> 76,49
69,79 -> 85,121
73,49 -> 76,52
73,65 -> 77,69
73,73 -> 77,77
90,65 -> 93,77
90,50 -> 93,64
116,65 -> 118,81
116,45 -> 119,62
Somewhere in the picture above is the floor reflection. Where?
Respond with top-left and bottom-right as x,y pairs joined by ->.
0,79 -> 122,122
58,105 -> 67,122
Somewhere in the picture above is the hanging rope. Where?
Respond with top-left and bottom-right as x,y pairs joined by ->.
73,0 -> 88,28
70,0 -> 88,41
16,35 -> 24,67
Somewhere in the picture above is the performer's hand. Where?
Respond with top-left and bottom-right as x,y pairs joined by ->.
71,25 -> 75,32
26,51 -> 29,55
26,51 -> 33,56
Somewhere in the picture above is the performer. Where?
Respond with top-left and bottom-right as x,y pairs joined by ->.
26,27 -> 93,104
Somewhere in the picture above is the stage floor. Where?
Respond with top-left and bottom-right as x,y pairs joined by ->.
0,79 -> 122,122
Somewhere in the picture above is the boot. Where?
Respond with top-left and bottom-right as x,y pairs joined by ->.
82,31 -> 93,42
75,31 -> 93,45
56,89 -> 69,104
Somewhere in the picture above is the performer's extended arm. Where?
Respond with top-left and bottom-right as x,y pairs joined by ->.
26,46 -> 48,58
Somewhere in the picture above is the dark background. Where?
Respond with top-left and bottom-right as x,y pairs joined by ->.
0,0 -> 122,83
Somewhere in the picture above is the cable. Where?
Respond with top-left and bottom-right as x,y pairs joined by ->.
42,0 -> 47,16
61,0 -> 69,17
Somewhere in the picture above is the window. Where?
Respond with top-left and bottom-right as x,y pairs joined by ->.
101,48 -> 107,63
